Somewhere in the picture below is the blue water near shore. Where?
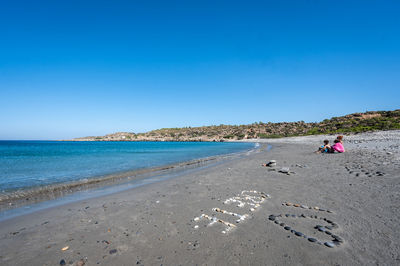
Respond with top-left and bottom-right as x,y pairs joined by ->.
0,141 -> 254,193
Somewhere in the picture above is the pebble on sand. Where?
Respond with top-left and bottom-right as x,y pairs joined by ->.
324,242 -> 335,248
279,167 -> 290,173
295,231 -> 304,237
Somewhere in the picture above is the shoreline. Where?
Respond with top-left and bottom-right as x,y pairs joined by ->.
0,143 -> 260,216
0,132 -> 399,265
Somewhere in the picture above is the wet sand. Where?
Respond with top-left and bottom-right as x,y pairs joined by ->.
0,132 -> 399,265
0,152 -> 242,213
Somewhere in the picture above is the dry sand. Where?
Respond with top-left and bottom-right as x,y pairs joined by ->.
0,131 -> 399,265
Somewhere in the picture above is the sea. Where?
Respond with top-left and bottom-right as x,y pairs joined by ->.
0,141 -> 255,215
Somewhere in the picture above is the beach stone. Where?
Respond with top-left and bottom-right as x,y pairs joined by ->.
301,205 -> 308,209
274,220 -> 280,224
324,242 -> 335,248
295,231 -> 304,237
333,235 -> 344,242
280,223 -> 285,226
317,226 -> 326,232
333,240 -> 341,246
284,226 -> 291,230
308,237 -> 317,242
279,167 -> 290,173
109,249 -> 117,255
60,259 -> 66,266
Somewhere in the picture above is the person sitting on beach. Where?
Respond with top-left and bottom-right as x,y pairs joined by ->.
316,140 -> 331,153
331,138 -> 345,153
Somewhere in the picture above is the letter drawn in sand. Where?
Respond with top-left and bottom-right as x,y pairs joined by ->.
224,190 -> 270,211
193,190 -> 270,234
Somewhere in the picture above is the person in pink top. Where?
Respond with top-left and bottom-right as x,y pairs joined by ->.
331,138 -> 345,153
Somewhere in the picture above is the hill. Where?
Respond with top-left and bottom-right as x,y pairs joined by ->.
71,110 -> 400,142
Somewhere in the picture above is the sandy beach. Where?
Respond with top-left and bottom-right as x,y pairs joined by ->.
0,131 -> 399,265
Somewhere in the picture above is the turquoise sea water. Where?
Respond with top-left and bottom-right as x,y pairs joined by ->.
0,141 -> 254,193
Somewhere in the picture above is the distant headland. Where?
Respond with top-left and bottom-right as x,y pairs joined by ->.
68,110 -> 400,142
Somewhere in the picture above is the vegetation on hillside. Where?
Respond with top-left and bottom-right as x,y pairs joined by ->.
72,110 -> 400,141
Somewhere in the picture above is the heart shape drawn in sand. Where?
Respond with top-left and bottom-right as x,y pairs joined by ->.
268,202 -> 344,248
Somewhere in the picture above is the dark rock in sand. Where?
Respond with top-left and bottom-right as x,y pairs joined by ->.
324,242 -> 335,248
60,259 -> 66,265
109,249 -> 117,254
284,226 -> 291,230
308,237 -> 317,242
333,235 -> 344,242
295,231 -> 304,237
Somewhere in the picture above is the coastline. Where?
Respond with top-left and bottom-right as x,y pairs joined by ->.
0,132 -> 399,265
0,142 -> 259,215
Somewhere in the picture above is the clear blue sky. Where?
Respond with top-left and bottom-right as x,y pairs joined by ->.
1,0 -> 399,140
